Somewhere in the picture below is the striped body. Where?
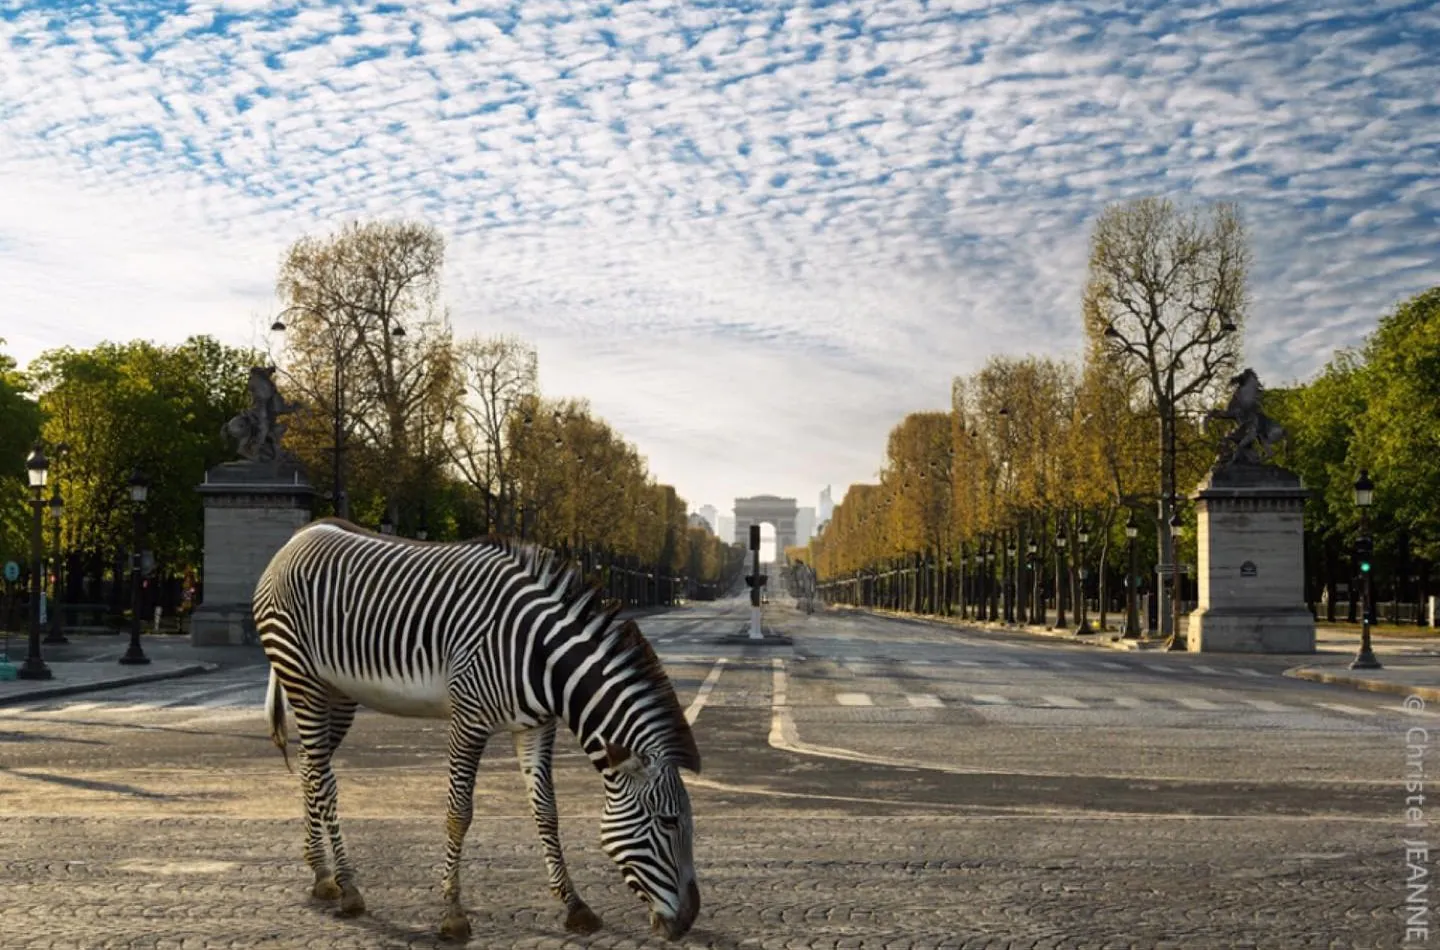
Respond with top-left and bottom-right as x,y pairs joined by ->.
254,518 -> 701,940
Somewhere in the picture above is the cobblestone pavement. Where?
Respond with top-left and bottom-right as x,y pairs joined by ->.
0,598 -> 1418,948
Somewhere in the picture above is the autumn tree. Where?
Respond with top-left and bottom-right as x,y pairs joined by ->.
271,219 -> 456,529
446,335 -> 538,533
1083,197 -> 1249,634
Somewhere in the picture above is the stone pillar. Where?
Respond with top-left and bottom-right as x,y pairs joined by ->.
1187,463 -> 1315,653
190,459 -> 314,646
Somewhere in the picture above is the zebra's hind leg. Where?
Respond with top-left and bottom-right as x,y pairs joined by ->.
513,721 -> 602,935
439,715 -> 491,941
296,697 -> 365,917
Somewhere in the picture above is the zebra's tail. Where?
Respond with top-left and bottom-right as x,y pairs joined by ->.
265,666 -> 293,773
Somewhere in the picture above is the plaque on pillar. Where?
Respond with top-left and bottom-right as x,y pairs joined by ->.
190,368 -> 315,646
1186,369 -> 1315,653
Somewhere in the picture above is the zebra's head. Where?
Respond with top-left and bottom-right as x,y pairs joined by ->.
599,742 -> 700,941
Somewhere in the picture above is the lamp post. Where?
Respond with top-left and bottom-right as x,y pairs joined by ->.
985,545 -> 997,621
120,469 -> 151,665
1124,514 -> 1141,638
1075,522 -> 1092,634
1351,469 -> 1381,670
44,488 -> 67,644
270,308 -> 403,521
1166,509 -> 1186,652
1054,527 -> 1067,629
1026,538 -> 1041,626
17,443 -> 52,680
1005,537 -> 1017,623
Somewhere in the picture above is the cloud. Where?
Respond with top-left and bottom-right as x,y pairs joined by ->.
0,0 -> 1436,517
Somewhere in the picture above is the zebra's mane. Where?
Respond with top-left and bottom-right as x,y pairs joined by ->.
476,534 -> 701,773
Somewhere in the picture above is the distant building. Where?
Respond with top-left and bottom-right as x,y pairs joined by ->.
699,504 -> 718,531
716,514 -> 733,544
819,485 -> 834,524
796,507 -> 816,543
687,513 -> 713,533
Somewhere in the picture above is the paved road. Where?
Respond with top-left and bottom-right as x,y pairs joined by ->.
0,595 -> 1419,947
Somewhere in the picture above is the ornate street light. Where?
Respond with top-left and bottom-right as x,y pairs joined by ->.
1005,538 -> 1018,623
1351,470 -> 1381,670
1166,510 -> 1186,652
1124,514 -> 1141,638
1075,522 -> 1093,634
17,444 -> 52,679
120,469 -> 151,666
271,308 -> 350,519
1026,538 -> 1042,626
44,489 -> 67,644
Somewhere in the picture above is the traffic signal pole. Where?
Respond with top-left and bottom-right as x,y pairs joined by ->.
747,524 -> 764,639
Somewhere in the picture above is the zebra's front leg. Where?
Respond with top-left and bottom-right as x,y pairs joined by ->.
439,716 -> 490,942
513,722 -> 602,935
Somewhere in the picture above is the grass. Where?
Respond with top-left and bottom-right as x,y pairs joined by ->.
1318,621 -> 1440,639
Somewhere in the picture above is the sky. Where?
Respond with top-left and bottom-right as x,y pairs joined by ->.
1,0 -> 1437,523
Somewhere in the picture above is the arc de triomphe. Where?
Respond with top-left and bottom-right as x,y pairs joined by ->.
733,495 -> 798,563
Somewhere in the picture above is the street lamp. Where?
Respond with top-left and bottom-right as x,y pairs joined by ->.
120,469 -> 151,666
17,443 -> 52,680
984,545 -> 997,621
1124,514 -> 1141,638
1075,522 -> 1093,634
1054,527 -> 1067,629
1166,509 -> 1186,652
1005,538 -> 1018,623
44,489 -> 67,644
1027,538 -> 1041,626
1350,469 -> 1381,670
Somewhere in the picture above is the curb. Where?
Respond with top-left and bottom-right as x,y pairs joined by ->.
0,662 -> 219,707
1283,666 -> 1440,703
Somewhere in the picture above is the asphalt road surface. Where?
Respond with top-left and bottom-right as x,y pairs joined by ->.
0,594 -> 1419,948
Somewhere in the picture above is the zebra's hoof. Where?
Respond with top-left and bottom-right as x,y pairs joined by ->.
336,886 -> 366,917
564,904 -> 603,935
438,911 -> 472,941
311,878 -> 342,901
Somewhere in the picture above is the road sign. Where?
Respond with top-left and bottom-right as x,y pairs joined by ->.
2,561 -> 17,583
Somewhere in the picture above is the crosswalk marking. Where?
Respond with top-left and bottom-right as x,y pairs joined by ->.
1137,662 -> 1176,672
971,694 -> 1012,705
1112,696 -> 1146,708
906,694 -> 944,708
1048,660 -> 1075,669
1236,668 -> 1268,677
1041,695 -> 1087,709
1314,702 -> 1377,717
835,692 -> 874,706
1241,699 -> 1292,713
1096,661 -> 1127,671
1175,697 -> 1223,710
1191,664 -> 1223,675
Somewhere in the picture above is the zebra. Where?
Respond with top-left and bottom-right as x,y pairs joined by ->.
254,518 -> 702,942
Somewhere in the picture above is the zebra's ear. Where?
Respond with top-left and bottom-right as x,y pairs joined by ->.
604,741 -> 634,770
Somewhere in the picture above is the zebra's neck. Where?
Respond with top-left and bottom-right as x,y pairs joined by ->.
539,597 -> 699,773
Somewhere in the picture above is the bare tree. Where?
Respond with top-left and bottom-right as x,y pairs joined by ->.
445,336 -> 538,533
1082,197 -> 1248,637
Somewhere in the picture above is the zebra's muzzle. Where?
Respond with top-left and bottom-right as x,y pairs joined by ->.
650,878 -> 700,941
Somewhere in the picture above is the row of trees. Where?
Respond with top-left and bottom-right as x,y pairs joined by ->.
802,195 -> 1440,628
1,219 -> 744,613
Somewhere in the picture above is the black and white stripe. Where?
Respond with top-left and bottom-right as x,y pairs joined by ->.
254,518 -> 702,941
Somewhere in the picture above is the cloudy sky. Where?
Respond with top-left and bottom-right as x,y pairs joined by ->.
1,0 -> 1436,523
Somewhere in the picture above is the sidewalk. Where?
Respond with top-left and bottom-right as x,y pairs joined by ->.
824,602 -> 1440,701
0,603 -> 681,707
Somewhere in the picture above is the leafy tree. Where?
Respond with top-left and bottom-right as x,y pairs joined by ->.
0,339 -> 42,569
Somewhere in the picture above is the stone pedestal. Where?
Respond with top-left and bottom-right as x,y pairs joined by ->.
1187,463 -> 1315,653
190,459 -> 313,646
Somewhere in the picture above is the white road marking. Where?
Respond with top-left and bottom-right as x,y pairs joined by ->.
1191,664 -> 1223,675
683,658 -> 728,725
1314,702 -> 1377,717
1096,661 -> 1127,671
1241,699 -> 1293,713
971,694 -> 1012,705
906,694 -> 944,708
1236,668 -> 1269,677
1175,697 -> 1223,710
836,692 -> 874,706
1112,696 -> 1146,708
1041,695 -> 1087,709
1047,660 -> 1075,669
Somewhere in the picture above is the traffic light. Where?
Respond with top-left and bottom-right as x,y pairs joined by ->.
1356,536 -> 1373,574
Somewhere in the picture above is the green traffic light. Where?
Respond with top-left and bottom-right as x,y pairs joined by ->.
1360,561 -> 1371,573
